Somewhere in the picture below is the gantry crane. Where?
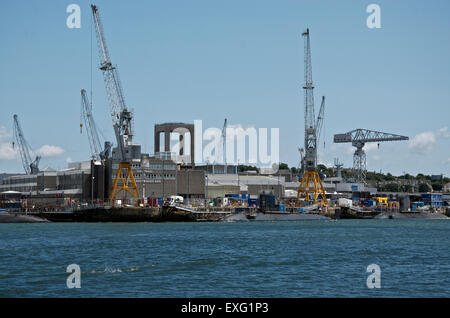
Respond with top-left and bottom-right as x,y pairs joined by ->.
12,114 -> 40,174
296,29 -> 327,207
91,4 -> 139,201
333,129 -> 409,184
80,89 -> 111,161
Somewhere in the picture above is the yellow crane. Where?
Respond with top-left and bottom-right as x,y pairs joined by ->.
91,5 -> 139,202
296,29 -> 327,207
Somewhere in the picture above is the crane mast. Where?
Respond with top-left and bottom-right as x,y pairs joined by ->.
296,29 -> 327,207
303,28 -> 317,171
91,4 -> 139,201
13,114 -> 40,175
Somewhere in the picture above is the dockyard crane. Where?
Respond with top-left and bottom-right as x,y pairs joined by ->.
333,128 -> 409,184
221,118 -> 227,173
12,114 -> 40,175
91,4 -> 138,201
296,28 -> 327,207
80,89 -> 111,161
315,96 -> 325,146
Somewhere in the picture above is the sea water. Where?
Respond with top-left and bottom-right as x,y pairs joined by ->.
0,219 -> 449,297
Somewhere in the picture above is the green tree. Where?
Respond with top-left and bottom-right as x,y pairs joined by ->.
402,184 -> 412,192
418,183 -> 430,192
238,165 -> 259,173
383,183 -> 400,192
385,173 -> 396,181
431,182 -> 443,191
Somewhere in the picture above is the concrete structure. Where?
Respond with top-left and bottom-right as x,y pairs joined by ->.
109,155 -> 177,200
443,182 -> 450,193
0,155 -> 207,205
207,184 -> 240,198
196,164 -> 237,174
206,174 -> 285,198
106,152 -> 206,202
0,164 -> 92,205
154,123 -> 195,165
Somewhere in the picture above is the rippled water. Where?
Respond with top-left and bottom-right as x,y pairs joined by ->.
0,219 -> 449,297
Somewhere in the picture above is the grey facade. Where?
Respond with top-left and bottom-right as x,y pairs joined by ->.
154,123 -> 195,166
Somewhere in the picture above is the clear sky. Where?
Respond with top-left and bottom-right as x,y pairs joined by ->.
1,0 -> 449,176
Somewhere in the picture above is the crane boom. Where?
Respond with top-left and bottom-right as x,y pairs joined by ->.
80,89 -> 104,160
303,28 -> 315,132
315,96 -> 325,144
334,128 -> 409,144
13,114 -> 40,175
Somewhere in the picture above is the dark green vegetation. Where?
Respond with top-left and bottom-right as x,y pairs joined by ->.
276,163 -> 449,192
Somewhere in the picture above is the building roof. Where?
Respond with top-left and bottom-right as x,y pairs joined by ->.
207,174 -> 285,186
40,165 -> 57,172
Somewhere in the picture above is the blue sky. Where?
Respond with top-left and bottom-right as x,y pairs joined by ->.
1,0 -> 449,176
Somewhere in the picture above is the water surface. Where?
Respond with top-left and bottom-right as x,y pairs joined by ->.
0,219 -> 449,297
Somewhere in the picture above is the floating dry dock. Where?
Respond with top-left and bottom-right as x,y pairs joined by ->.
24,206 -> 196,222
7,205 -> 331,222
3,205 -> 447,223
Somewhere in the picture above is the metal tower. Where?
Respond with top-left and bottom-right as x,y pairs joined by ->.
91,4 -> 138,201
334,129 -> 409,183
12,114 -> 40,175
221,118 -> 227,173
296,29 -> 327,206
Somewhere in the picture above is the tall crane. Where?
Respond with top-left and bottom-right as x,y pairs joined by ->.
12,114 -> 40,175
91,4 -> 139,201
296,28 -> 327,206
221,118 -> 227,173
334,128 -> 409,183
81,89 -> 104,160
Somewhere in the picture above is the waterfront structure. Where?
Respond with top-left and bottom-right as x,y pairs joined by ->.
154,123 -> 195,166
421,193 -> 443,208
